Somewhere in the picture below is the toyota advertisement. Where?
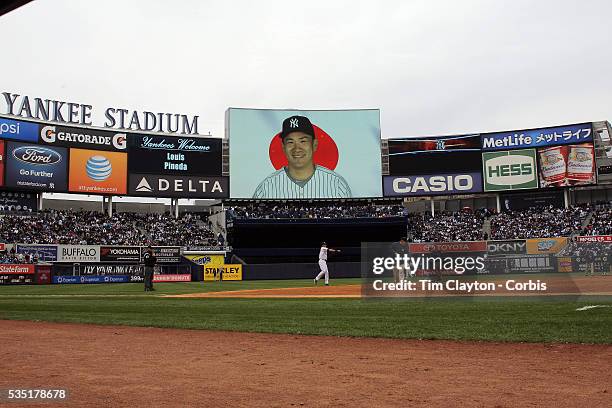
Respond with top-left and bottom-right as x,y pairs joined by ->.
5,141 -> 68,191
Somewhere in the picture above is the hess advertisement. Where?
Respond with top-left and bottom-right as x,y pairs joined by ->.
5,141 -> 68,191
228,108 -> 382,199
128,135 -> 222,175
68,148 -> 127,194
482,149 -> 538,192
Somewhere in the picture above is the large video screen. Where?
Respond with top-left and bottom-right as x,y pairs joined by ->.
228,108 -> 382,199
385,134 -> 483,197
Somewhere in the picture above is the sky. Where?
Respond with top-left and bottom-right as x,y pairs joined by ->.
1,0 -> 611,140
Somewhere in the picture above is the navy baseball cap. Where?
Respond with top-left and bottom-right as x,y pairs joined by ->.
280,115 -> 315,140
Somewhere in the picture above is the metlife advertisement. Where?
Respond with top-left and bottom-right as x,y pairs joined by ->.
481,123 -> 593,151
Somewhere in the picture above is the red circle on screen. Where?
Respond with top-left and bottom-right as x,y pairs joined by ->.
269,125 -> 339,170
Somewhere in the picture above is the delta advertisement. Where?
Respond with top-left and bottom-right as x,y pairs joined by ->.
128,173 -> 228,198
68,148 -> 127,195
482,149 -> 538,192
537,143 -> 596,187
5,141 -> 68,191
128,135 -> 222,175
481,123 -> 593,151
228,108 -> 382,199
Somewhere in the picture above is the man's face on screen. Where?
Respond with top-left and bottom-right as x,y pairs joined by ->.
282,132 -> 317,170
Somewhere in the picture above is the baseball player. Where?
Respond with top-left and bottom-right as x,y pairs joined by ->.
390,237 -> 409,282
253,115 -> 352,199
314,242 -> 340,286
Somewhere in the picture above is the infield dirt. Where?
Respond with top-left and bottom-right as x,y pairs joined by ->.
2,320 -> 611,407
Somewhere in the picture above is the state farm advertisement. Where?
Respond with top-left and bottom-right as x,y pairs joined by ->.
0,264 -> 35,274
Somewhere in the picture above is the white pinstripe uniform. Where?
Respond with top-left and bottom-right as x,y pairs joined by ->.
315,246 -> 330,285
253,165 -> 352,199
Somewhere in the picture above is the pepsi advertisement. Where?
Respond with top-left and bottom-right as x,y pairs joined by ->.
5,141 -> 68,191
0,117 -> 39,142
481,123 -> 593,151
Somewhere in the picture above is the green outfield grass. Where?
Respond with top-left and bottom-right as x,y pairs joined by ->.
1,279 -> 611,343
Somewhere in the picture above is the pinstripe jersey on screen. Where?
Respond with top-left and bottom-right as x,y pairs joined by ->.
253,165 -> 352,199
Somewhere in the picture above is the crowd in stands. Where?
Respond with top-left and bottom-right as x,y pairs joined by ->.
407,209 -> 490,242
228,203 -> 406,220
490,205 -> 591,240
582,206 -> 612,236
0,210 -> 219,247
0,249 -> 36,264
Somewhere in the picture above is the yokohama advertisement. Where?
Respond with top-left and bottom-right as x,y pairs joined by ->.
409,241 -> 487,253
100,246 -> 141,263
575,235 -> 612,243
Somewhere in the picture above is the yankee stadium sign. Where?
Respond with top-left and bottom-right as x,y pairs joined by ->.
383,173 -> 483,197
2,91 -> 200,135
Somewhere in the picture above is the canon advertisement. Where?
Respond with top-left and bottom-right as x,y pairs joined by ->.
5,141 -> 68,191
383,173 -> 483,197
481,123 -> 593,151
39,124 -> 127,151
128,174 -> 228,198
128,135 -> 222,175
99,246 -> 141,263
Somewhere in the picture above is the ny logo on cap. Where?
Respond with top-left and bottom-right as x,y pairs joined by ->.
289,118 -> 299,128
